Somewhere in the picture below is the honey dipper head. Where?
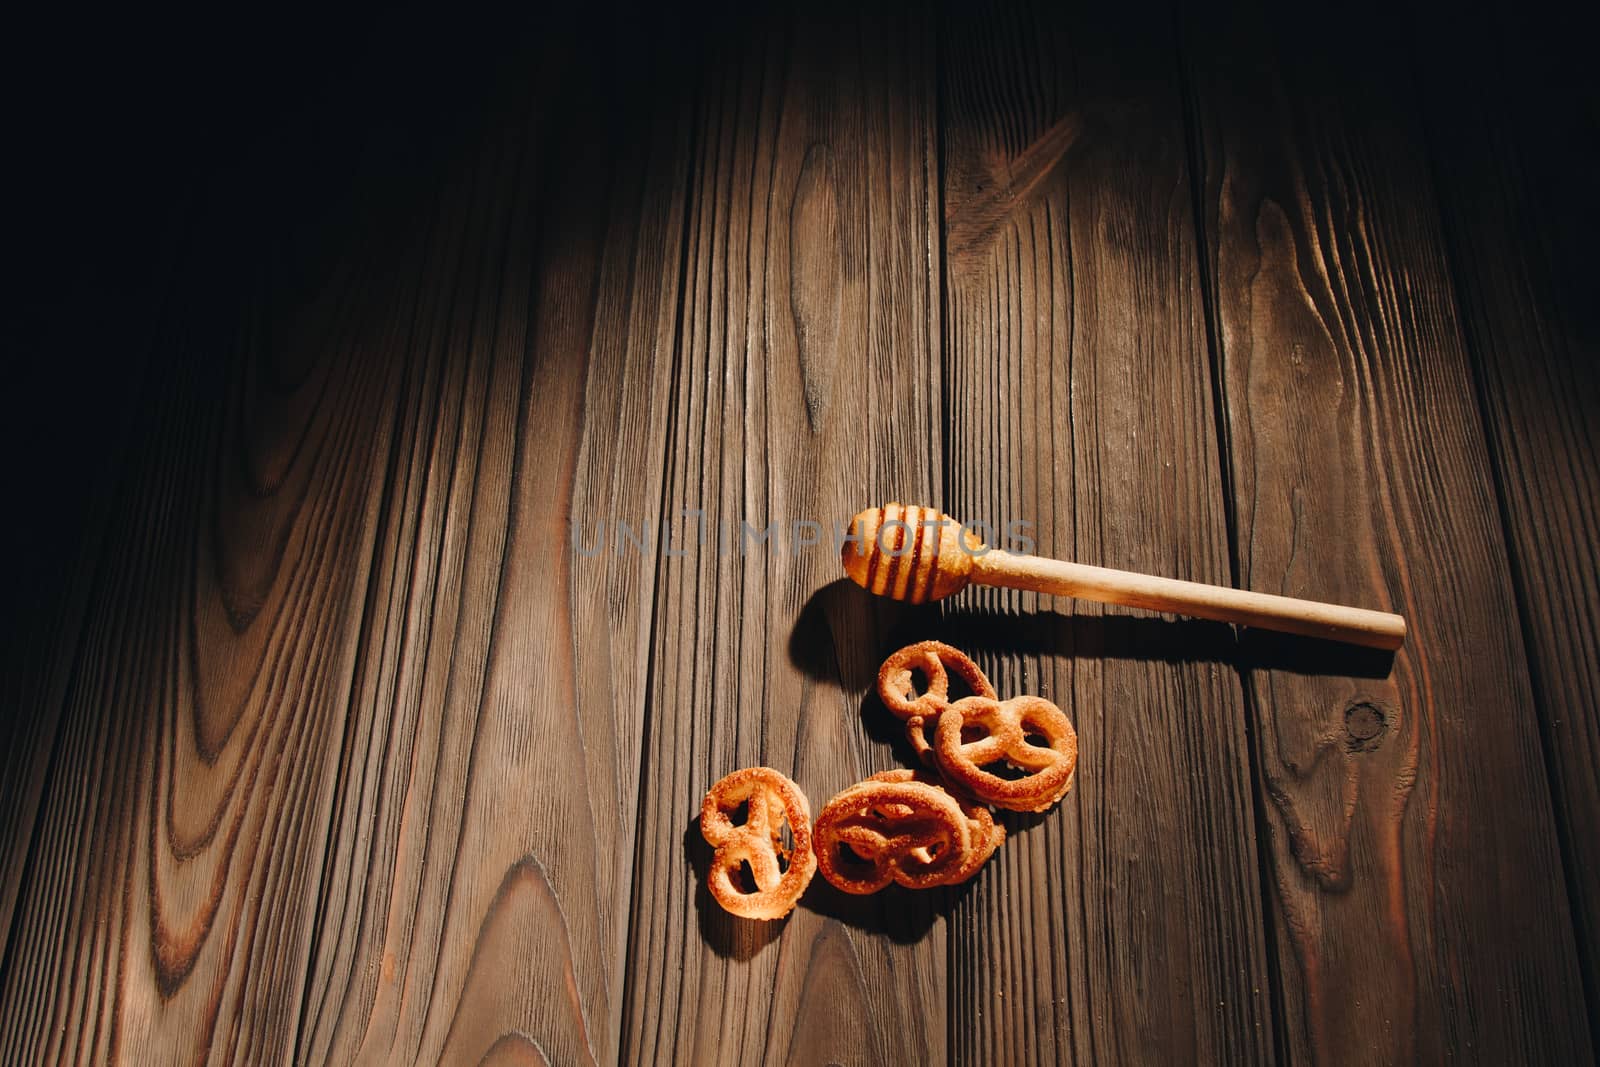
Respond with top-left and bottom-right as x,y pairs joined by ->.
841,504 -> 981,604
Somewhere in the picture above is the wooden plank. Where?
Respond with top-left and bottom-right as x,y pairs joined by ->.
1416,3 -> 1600,1033
0,96 -> 421,1066
618,8 -> 948,1064
1182,6 -> 1594,1061
0,14 -> 664,1060
0,4 -> 239,972
290,24 -> 695,1067
938,2 -> 1275,1063
0,240 -> 172,980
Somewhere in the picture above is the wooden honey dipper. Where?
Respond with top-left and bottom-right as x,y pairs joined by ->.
842,504 -> 1406,650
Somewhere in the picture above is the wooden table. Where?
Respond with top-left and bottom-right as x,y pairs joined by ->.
3,2 -> 1595,1063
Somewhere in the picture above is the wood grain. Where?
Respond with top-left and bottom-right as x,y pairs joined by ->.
618,8 -> 948,1064
1183,5 -> 1594,1062
290,25 -> 694,1067
939,2 -> 1274,1062
0,109 -> 416,1063
1416,2 -> 1600,1032
0,246 -> 171,981
2,5 -> 1597,1064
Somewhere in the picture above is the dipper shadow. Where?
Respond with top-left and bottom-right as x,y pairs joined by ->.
788,579 -> 944,694
939,608 -> 1395,679
789,581 -> 1395,681
1232,626 -> 1396,679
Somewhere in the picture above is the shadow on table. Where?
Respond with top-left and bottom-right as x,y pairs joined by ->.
695,580 -> 1395,956
789,578 -> 1396,684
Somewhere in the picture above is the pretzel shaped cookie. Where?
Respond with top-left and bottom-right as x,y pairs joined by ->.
934,695 -> 1078,813
814,771 -> 1000,894
860,769 -> 1006,883
877,640 -> 997,764
700,768 -> 817,920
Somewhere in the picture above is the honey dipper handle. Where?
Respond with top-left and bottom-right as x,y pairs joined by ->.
973,550 -> 1407,650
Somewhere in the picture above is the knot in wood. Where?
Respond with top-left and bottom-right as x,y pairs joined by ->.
1344,701 -> 1388,752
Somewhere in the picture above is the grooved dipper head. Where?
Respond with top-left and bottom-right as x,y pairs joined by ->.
840,503 -> 982,604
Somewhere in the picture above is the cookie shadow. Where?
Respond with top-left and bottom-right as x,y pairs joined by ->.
685,817 -> 786,961
799,872 -> 963,944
